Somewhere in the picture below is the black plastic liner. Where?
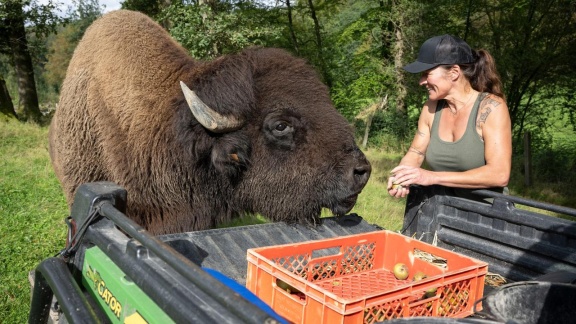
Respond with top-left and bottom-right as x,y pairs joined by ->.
383,318 -> 501,324
482,281 -> 576,324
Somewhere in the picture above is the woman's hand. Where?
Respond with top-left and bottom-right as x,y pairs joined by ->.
387,175 -> 410,198
387,165 -> 434,198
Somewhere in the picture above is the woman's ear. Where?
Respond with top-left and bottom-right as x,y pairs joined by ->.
449,65 -> 461,81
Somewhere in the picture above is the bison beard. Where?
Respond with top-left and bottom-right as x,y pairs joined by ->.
49,10 -> 371,235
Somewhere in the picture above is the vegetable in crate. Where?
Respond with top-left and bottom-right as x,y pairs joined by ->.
393,263 -> 409,280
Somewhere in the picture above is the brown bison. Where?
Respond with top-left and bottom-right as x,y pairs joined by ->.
49,10 -> 371,235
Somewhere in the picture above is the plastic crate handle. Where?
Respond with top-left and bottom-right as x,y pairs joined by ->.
273,280 -> 307,304
309,246 -> 343,260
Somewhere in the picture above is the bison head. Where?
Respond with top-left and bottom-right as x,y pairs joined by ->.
177,48 -> 371,227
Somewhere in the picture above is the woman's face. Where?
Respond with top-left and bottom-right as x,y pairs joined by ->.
419,66 -> 452,100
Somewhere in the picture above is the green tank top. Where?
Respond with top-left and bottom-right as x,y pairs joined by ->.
425,92 -> 488,172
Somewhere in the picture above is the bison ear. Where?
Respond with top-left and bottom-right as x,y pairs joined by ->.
185,54 -> 255,131
211,133 -> 251,178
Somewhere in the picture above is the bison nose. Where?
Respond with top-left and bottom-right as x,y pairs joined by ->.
353,158 -> 371,189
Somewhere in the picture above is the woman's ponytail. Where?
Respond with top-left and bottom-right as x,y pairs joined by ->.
461,49 -> 505,99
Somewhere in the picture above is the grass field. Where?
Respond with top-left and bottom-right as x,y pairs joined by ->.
0,120 -> 68,322
1,117 -> 574,322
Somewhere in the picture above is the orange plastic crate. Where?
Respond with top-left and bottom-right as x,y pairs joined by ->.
246,230 -> 488,324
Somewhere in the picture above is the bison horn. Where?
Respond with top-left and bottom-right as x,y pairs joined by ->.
180,81 -> 244,133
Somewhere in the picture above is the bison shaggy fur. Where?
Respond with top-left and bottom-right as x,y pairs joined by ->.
49,10 -> 371,235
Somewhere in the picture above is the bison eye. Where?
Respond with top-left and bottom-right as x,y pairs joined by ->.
263,114 -> 299,150
275,122 -> 287,131
272,121 -> 293,136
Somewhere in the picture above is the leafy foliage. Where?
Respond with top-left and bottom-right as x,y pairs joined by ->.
327,1 -> 388,120
0,0 -> 63,55
0,0 -> 574,184
0,0 -> 66,121
161,1 -> 284,59
466,0 -> 576,143
122,0 -> 164,17
2,1 -> 576,319
43,0 -> 102,93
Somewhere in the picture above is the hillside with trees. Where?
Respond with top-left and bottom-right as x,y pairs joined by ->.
1,0 -> 575,195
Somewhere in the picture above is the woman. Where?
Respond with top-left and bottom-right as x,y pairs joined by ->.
388,34 -> 511,200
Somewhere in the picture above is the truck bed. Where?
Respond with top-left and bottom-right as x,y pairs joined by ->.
160,214 -> 381,286
402,185 -> 576,284
29,182 -> 576,323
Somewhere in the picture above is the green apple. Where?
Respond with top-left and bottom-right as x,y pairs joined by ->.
413,271 -> 427,281
392,263 -> 409,280
424,287 -> 438,298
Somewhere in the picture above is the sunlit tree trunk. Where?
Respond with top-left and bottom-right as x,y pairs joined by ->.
161,0 -> 173,29
362,95 -> 388,149
386,0 -> 407,113
393,23 -> 406,113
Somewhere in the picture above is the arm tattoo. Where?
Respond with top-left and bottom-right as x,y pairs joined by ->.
478,107 -> 492,125
484,97 -> 501,108
409,146 -> 425,156
476,96 -> 500,140
416,129 -> 427,137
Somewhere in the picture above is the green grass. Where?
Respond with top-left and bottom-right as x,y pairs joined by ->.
0,119 -> 68,323
1,117 -> 575,322
347,149 -> 406,231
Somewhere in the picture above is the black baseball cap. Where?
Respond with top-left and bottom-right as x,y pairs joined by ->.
403,34 -> 475,73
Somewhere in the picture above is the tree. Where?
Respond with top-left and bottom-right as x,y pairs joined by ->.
2,0 -> 41,122
161,1 -> 283,60
122,0 -> 163,17
44,0 -> 102,92
314,1 -> 382,119
122,0 -> 175,28
324,0 -> 419,130
468,0 -> 576,143
285,0 -> 299,54
0,0 -> 63,122
304,0 -> 331,86
0,74 -> 17,118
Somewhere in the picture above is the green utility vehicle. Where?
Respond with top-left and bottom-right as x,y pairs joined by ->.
29,182 -> 576,323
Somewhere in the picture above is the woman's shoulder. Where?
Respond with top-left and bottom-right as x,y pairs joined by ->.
423,98 -> 443,113
479,93 -> 508,114
419,99 -> 441,126
477,93 -> 511,126
479,93 -> 506,106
